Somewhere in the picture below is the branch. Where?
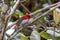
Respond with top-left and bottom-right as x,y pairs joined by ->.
6,2 -> 60,31
23,4 -> 60,27
6,4 -> 60,40
30,2 -> 60,16
20,3 -> 31,13
6,19 -> 20,31
8,27 -> 23,40
1,0 -> 20,40
6,0 -> 20,18
5,0 -> 20,31
5,3 -> 60,40
34,12 -> 42,18
32,4 -> 60,23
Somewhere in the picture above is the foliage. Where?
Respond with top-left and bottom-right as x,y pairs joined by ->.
53,10 -> 60,24
30,30 -> 41,40
20,33 -> 28,40
11,10 -> 24,21
1,0 -> 60,40
40,31 -> 60,40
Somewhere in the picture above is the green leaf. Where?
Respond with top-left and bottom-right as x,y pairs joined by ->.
11,10 -> 24,21
14,10 -> 24,16
40,31 -> 60,40
30,30 -> 41,40
20,33 -> 28,40
12,10 -> 24,17
53,10 -> 60,24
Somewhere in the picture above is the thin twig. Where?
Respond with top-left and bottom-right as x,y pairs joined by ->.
1,0 -> 20,40
20,3 -> 31,13
3,2 -> 60,40
30,2 -> 60,16
7,0 -> 20,18
6,2 -> 60,31
31,4 -> 60,23
6,19 -> 20,31
5,0 -> 20,31
7,4 -> 60,40
8,27 -> 23,40
1,17 -> 8,40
